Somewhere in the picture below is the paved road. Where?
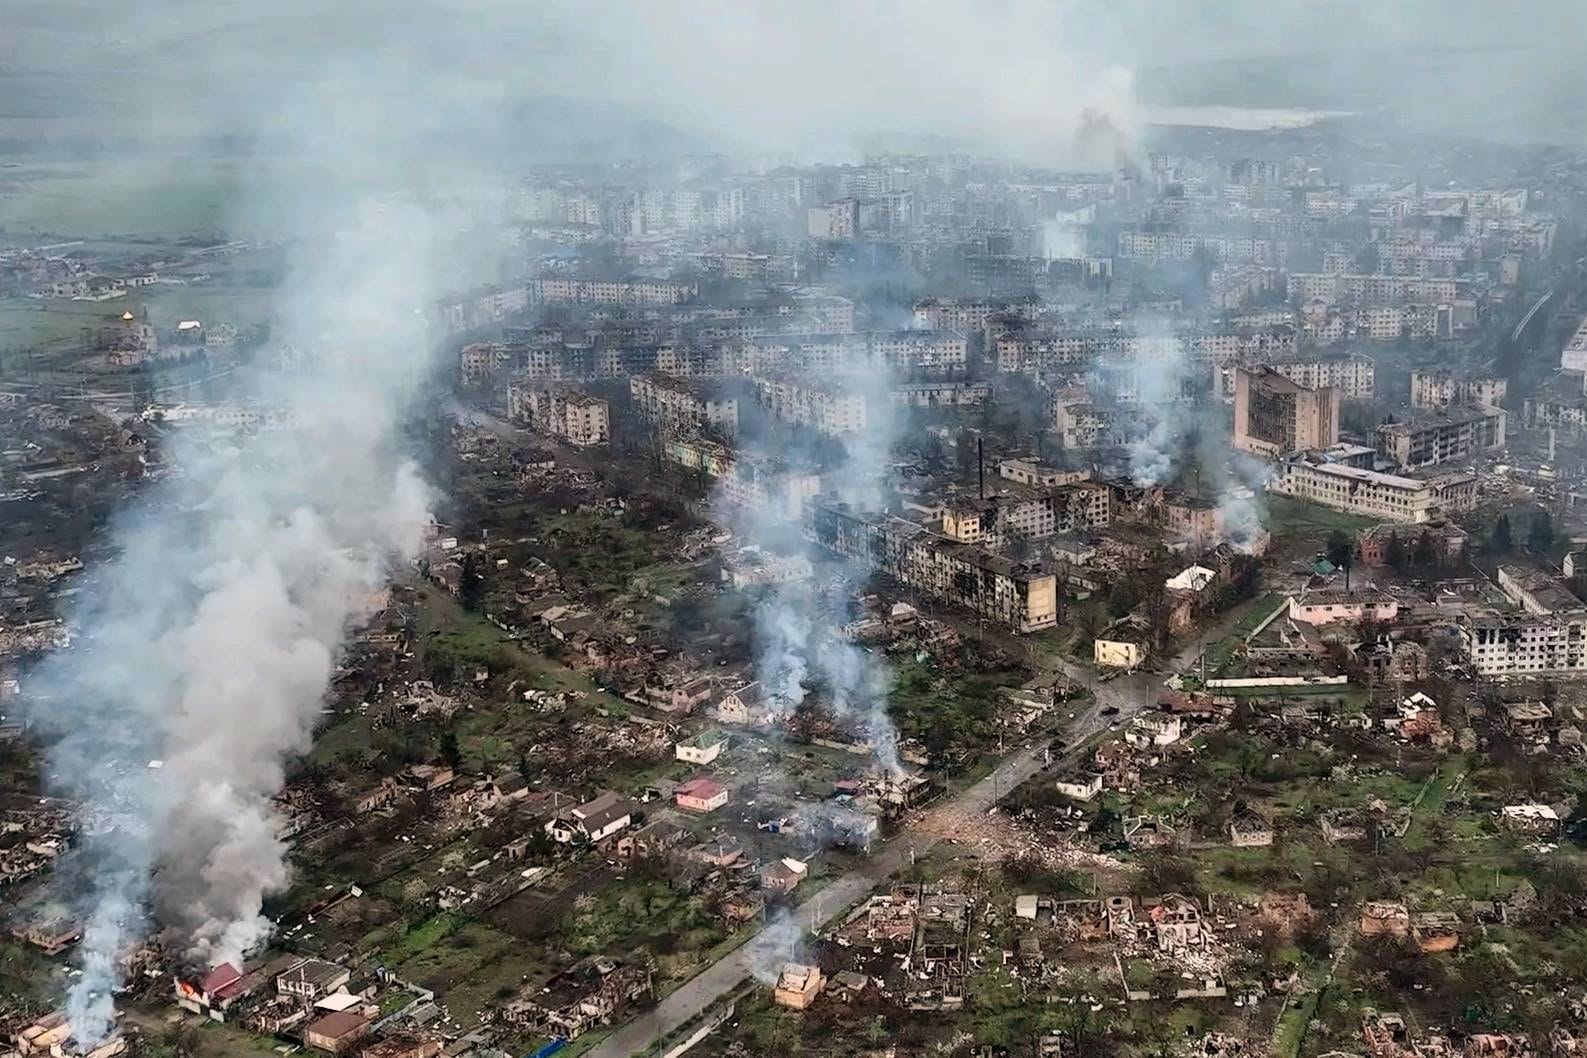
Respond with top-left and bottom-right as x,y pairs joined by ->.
586,593 -> 1286,1056
467,401 -> 1287,1054
586,738 -> 1060,1058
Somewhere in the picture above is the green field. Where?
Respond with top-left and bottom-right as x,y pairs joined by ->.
1265,495 -> 1378,538
0,158 -> 248,239
0,284 -> 274,358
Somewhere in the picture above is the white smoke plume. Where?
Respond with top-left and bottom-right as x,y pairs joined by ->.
725,355 -> 906,777
1113,322 -> 1196,488
746,906 -> 806,986
1099,321 -> 1270,551
28,200 -> 443,1044
1219,453 -> 1276,554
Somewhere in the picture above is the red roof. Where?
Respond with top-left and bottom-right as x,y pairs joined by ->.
676,777 -> 726,800
200,962 -> 241,995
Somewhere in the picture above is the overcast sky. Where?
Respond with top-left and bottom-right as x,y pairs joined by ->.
5,1 -> 1585,158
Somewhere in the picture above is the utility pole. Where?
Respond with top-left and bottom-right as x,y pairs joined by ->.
977,437 -> 984,499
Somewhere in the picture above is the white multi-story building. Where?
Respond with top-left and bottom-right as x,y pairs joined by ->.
1117,231 -> 1280,265
533,277 -> 696,307
1286,272 -> 1460,307
914,297 -> 1040,331
940,482 -> 1111,543
1376,406 -> 1505,470
1562,317 -> 1587,374
1463,612 -> 1587,676
506,383 -> 610,446
1523,396 -> 1587,434
729,331 -> 966,377
1410,370 -> 1507,410
1049,394 -> 1123,449
1269,458 -> 1475,523
997,459 -> 1090,488
1220,353 -> 1374,401
662,438 -> 821,521
810,501 -> 1058,633
752,376 -> 867,436
888,381 -> 990,408
808,199 -> 858,239
629,375 -> 737,436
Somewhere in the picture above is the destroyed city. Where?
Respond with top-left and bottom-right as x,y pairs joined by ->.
12,2 -> 1587,1057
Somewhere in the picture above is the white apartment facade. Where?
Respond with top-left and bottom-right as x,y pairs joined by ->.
1270,459 -> 1476,523
1463,614 -> 1587,676
753,376 -> 867,436
629,375 -> 738,436
507,383 -> 610,446
1410,370 -> 1507,411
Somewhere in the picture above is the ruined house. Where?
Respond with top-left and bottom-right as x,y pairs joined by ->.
1229,811 -> 1275,848
772,963 -> 825,1010
1359,901 -> 1411,938
1411,911 -> 1462,952
1144,893 -> 1203,951
616,819 -> 686,861
502,955 -> 655,1040
908,891 -> 972,1010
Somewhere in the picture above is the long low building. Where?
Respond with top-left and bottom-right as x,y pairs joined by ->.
809,499 -> 1057,632
1270,456 -> 1476,523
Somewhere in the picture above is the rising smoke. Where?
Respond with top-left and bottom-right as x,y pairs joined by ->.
1110,321 -> 1270,554
17,55 -> 483,1040
730,356 -> 906,776
746,906 -> 806,986
30,200 -> 443,1044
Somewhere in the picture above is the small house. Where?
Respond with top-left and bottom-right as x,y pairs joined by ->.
546,791 -> 635,845
772,963 -> 824,1009
675,729 -> 728,765
675,777 -> 729,814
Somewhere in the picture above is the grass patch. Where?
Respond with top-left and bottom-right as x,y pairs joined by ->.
379,911 -> 465,966
1274,990 -> 1320,1058
1266,495 -> 1378,539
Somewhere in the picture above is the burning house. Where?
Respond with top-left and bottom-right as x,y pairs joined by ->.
173,961 -> 258,1022
802,800 -> 880,851
875,771 -> 939,815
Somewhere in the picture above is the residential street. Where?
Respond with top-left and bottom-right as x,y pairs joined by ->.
586,642 -> 1186,1058
587,594 -> 1284,1056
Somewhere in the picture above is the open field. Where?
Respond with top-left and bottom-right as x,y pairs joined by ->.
0,285 -> 274,358
1265,495 -> 1378,540
0,158 -> 247,239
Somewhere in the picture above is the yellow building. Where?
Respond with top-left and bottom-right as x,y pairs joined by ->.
1094,636 -> 1145,669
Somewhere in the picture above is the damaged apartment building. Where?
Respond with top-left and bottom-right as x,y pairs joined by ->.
505,382 -> 610,446
809,498 -> 1058,632
1462,563 -> 1587,676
